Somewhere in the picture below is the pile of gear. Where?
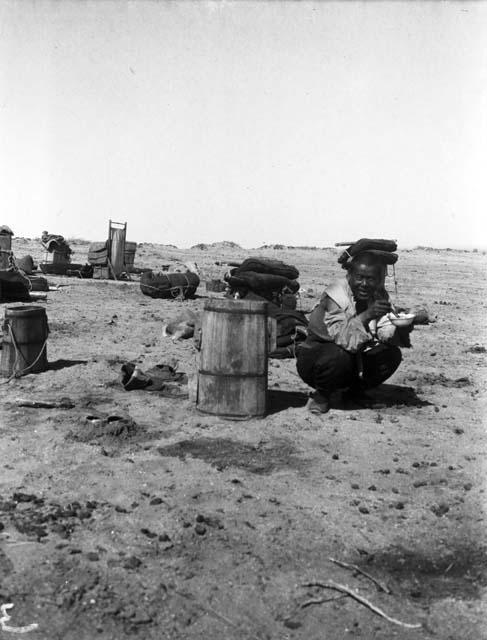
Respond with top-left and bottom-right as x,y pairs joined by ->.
0,226 -> 48,302
41,231 -> 73,261
224,257 -> 308,358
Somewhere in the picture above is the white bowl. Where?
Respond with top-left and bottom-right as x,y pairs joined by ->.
390,313 -> 415,327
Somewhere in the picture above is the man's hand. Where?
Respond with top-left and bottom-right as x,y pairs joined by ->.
359,298 -> 391,323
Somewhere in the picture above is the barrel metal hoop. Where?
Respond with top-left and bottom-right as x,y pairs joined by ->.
198,370 -> 267,379
196,408 -> 265,419
203,308 -> 267,316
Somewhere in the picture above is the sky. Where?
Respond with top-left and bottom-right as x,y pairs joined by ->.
1,1 -> 486,249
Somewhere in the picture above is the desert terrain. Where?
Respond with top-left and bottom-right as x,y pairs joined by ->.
0,237 -> 486,640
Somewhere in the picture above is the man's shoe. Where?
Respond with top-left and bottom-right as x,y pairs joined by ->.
306,391 -> 330,414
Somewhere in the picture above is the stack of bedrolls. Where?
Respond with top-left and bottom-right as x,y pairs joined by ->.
224,257 -> 308,358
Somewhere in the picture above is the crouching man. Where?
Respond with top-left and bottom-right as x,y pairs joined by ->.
296,244 -> 411,413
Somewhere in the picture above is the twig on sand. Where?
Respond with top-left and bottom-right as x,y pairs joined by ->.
203,605 -> 238,629
0,603 -> 38,633
328,556 -> 392,594
301,594 -> 347,608
302,581 -> 422,629
11,399 -> 75,409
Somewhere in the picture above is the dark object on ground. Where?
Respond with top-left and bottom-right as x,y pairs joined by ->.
39,262 -> 86,276
0,270 -> 31,302
120,362 -> 188,395
16,255 -> 36,274
66,264 -> 93,279
69,413 -> 138,442
140,271 -> 200,299
27,275 -> 49,292
466,345 -> 486,354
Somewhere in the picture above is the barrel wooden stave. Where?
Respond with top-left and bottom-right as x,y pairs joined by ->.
124,241 -> 137,269
198,372 -> 267,418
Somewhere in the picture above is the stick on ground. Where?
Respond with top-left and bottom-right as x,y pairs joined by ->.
302,581 -> 422,629
328,556 -> 392,594
301,594 -> 347,608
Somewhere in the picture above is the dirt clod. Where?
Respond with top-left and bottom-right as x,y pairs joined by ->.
123,556 -> 142,570
431,503 -> 450,517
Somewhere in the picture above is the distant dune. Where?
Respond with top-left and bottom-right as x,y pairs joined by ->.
190,241 -> 242,251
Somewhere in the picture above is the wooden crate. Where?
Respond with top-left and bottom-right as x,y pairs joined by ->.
93,266 -> 111,280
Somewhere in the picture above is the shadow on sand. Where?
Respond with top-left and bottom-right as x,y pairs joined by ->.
48,359 -> 89,371
267,383 -> 431,414
360,383 -> 432,409
267,389 -> 309,414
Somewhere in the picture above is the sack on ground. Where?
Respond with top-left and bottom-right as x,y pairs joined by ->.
140,271 -> 200,299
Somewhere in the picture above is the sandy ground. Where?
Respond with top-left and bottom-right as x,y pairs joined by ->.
0,238 -> 486,640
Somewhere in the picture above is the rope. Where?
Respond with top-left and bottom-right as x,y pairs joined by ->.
1,323 -> 48,384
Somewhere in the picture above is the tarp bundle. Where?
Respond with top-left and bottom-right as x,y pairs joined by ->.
224,257 -> 300,303
27,275 -> 49,292
140,271 -> 200,299
232,257 -> 299,280
337,238 -> 398,268
270,309 -> 308,359
41,232 -> 72,257
16,255 -> 35,275
0,270 -> 30,302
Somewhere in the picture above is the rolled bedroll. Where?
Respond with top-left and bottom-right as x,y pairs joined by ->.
140,271 -> 200,299
232,257 -> 299,280
225,271 -> 300,295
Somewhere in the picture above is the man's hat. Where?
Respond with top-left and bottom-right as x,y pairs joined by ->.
337,238 -> 398,268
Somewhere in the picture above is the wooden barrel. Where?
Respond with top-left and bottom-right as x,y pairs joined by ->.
124,241 -> 137,269
197,299 -> 268,418
0,305 -> 48,377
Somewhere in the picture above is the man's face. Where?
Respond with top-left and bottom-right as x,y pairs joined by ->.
348,263 -> 382,301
